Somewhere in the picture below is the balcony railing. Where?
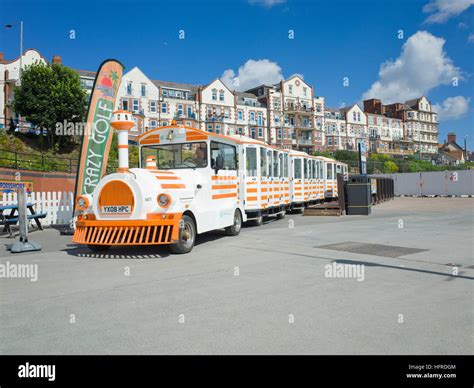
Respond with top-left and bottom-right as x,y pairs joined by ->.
297,138 -> 313,145
174,113 -> 197,120
376,148 -> 414,155
284,104 -> 313,114
296,124 -> 313,130
206,115 -> 225,122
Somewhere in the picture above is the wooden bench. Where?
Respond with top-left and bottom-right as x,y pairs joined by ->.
0,203 -> 46,237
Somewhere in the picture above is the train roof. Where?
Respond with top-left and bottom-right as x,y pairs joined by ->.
138,125 -> 343,164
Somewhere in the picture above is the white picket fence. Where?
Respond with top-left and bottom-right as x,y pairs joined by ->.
0,191 -> 74,226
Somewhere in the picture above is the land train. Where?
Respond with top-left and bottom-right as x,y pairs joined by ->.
73,115 -> 348,254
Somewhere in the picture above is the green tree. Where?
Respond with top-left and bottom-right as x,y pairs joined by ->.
334,150 -> 358,162
383,160 -> 399,173
12,61 -> 87,149
313,150 -> 334,158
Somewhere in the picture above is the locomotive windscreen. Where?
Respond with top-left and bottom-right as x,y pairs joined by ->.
141,142 -> 208,169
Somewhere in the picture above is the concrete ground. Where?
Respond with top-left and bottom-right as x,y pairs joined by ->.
0,197 -> 472,355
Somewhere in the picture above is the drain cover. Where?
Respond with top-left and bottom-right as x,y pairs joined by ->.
317,241 -> 428,258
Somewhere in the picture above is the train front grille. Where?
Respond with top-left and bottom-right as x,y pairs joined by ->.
73,224 -> 175,245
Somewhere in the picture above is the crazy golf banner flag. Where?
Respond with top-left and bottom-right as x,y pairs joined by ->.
75,59 -> 124,198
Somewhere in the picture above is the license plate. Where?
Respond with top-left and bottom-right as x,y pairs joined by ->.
101,205 -> 131,214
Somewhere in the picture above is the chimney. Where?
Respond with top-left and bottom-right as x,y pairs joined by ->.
0,52 -> 4,63
52,55 -> 62,65
363,98 -> 383,114
111,110 -> 135,173
447,133 -> 456,144
146,156 -> 157,169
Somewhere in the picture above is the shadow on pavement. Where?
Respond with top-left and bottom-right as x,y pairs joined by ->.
333,259 -> 474,281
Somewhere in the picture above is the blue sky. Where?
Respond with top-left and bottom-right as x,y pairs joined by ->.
1,0 -> 473,147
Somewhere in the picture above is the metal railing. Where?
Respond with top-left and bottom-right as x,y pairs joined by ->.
0,148 -> 79,173
0,148 -> 138,174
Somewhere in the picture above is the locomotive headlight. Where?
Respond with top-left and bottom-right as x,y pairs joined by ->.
157,193 -> 171,208
76,195 -> 90,211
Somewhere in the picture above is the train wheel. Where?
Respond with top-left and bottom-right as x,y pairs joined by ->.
88,244 -> 111,252
170,215 -> 196,254
225,209 -> 242,236
276,210 -> 286,219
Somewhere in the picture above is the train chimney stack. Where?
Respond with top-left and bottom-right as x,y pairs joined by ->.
111,110 -> 135,173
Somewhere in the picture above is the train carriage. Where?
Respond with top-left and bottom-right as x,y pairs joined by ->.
238,137 -> 288,225
288,151 -> 306,212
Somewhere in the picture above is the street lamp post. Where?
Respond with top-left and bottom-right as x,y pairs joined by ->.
5,21 -> 24,131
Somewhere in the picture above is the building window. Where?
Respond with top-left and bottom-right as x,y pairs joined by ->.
187,106 -> 192,118
303,87 -> 307,96
177,104 -> 183,116
212,89 -> 217,100
357,112 -> 361,121
258,127 -> 263,138
150,101 -> 156,113
133,99 -> 139,113
126,82 -> 132,95
176,91 -> 182,98
250,128 -> 256,139
162,121 -> 168,126
277,129 -> 282,139
215,124 -> 221,134
122,100 -> 129,111
141,84 -> 146,97
289,85 -> 293,95
237,127 -> 243,134
257,112 -> 263,126
207,124 -> 213,132
353,111 -> 356,121
250,112 -> 255,122
238,110 -> 243,121
162,89 -> 168,97
150,120 -> 157,128
161,103 -> 167,113
219,90 -> 224,101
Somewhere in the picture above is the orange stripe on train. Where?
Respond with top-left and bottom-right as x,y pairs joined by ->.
161,183 -> 186,189
212,193 -> 237,200
212,184 -> 237,190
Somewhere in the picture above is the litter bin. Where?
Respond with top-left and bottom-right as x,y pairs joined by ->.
346,175 -> 371,215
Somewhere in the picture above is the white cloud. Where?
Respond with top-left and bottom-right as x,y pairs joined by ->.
221,59 -> 284,91
433,96 -> 470,121
362,31 -> 462,104
423,0 -> 474,24
468,33 -> 474,42
248,0 -> 286,7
